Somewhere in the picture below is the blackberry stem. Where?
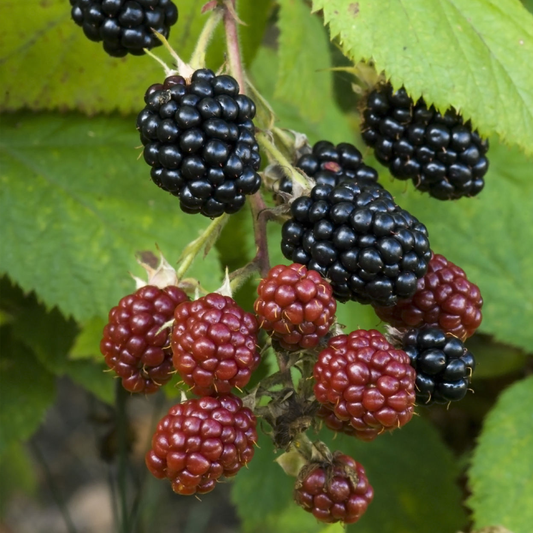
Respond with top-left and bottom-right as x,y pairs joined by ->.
176,213 -> 230,280
223,0 -> 246,93
248,191 -> 271,278
189,6 -> 224,69
256,131 -> 310,190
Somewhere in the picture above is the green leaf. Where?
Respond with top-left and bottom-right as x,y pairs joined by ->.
232,417 -> 466,533
70,316 -> 107,361
468,376 -> 533,533
0,443 -> 37,517
276,0 -> 333,122
64,360 -> 115,405
251,46 -> 356,144
0,328 -> 56,456
465,334 -> 529,379
238,0 -> 275,67
312,0 -> 533,154
381,138 -> 533,352
0,112 -> 222,322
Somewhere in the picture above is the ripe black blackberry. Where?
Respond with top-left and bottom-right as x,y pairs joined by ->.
137,69 -> 262,217
276,140 -> 379,201
280,180 -> 431,306
361,83 -> 489,200
398,326 -> 475,404
70,0 -> 179,57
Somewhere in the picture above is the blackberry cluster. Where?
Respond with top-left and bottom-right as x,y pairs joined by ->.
361,83 -> 489,200
100,284 -> 188,393
70,0 -> 179,57
374,253 -> 483,340
401,327 -> 475,404
254,263 -> 337,350
171,293 -> 260,396
276,140 -> 379,200
314,330 -> 416,441
281,180 -> 431,306
137,69 -> 262,217
145,395 -> 257,495
294,452 -> 373,524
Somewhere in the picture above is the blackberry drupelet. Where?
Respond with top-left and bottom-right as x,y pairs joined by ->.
361,83 -> 489,200
70,0 -> 179,57
400,326 -> 475,404
276,140 -> 379,201
374,253 -> 483,340
280,180 -> 431,306
137,69 -> 262,217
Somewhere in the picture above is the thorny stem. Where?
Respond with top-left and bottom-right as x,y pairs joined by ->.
248,191 -> 271,278
256,131 -> 310,190
189,6 -> 224,69
223,0 -> 246,93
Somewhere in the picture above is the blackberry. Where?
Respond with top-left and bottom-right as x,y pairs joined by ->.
276,140 -> 379,201
254,263 -> 337,350
294,452 -> 373,524
100,285 -> 188,393
374,253 -> 483,340
171,293 -> 261,396
361,83 -> 489,200
70,0 -> 179,57
145,395 -> 257,495
137,69 -> 262,217
313,330 -> 416,441
281,180 -> 431,306
399,326 -> 475,404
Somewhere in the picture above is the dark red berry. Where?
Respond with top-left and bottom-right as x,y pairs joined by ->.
294,452 -> 373,524
171,293 -> 260,395
145,395 -> 257,495
101,285 -> 188,394
254,263 -> 337,350
373,253 -> 483,340
313,329 -> 416,441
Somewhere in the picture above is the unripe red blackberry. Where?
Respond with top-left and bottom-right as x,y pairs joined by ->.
313,329 -> 416,441
145,395 -> 257,495
316,405 -> 358,437
171,293 -> 260,396
361,83 -> 489,200
399,327 -> 476,405
137,69 -> 261,217
101,284 -> 188,393
275,140 -> 380,201
254,263 -> 337,350
374,253 -> 483,340
294,452 -> 373,524
70,0 -> 179,57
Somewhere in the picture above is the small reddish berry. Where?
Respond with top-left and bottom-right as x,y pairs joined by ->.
294,452 -> 373,524
313,329 -> 416,441
101,285 -> 188,394
254,263 -> 337,350
373,253 -> 483,340
171,293 -> 260,396
145,395 -> 257,495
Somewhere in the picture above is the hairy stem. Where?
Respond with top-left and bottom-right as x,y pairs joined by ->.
189,6 -> 224,69
256,131 -> 309,190
223,0 -> 246,93
248,191 -> 271,278
116,382 -> 130,533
